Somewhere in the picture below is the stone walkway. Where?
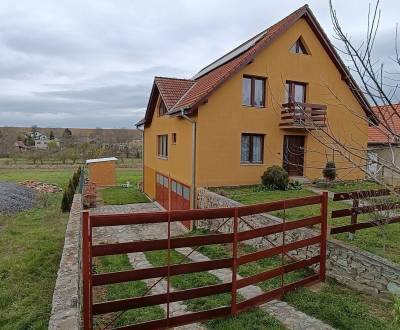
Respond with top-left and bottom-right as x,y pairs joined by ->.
92,203 -> 334,330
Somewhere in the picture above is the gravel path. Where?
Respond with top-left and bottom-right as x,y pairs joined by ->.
0,182 -> 37,213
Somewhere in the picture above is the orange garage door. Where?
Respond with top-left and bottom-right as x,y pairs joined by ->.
155,173 -> 191,229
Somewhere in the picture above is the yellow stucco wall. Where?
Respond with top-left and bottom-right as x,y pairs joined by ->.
143,97 -> 194,199
196,18 -> 368,187
143,17 -> 368,194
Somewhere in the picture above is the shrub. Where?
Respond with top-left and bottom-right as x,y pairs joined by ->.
323,161 -> 337,181
60,167 -> 83,212
261,166 -> 289,190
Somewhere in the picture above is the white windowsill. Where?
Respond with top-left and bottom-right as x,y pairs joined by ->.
242,104 -> 266,109
157,156 -> 168,160
240,162 -> 265,166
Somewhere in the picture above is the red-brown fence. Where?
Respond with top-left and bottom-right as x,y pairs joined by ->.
330,188 -> 400,235
82,192 -> 328,329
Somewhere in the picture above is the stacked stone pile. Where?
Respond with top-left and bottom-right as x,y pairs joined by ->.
19,180 -> 62,193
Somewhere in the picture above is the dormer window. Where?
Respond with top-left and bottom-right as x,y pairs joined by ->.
290,37 -> 309,55
159,100 -> 167,116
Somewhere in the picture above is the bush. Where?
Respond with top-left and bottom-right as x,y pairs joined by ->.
61,166 -> 82,212
261,166 -> 289,190
323,161 -> 337,181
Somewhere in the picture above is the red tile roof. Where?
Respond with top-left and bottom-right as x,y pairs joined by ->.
138,4 -> 374,127
368,104 -> 400,144
155,77 -> 195,110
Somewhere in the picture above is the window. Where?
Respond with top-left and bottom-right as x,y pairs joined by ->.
172,133 -> 177,144
285,81 -> 307,104
241,134 -> 264,163
157,135 -> 168,158
242,76 -> 266,107
159,100 -> 167,116
290,38 -> 309,54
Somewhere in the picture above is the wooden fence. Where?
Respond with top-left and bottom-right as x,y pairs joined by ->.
330,188 -> 400,234
82,192 -> 328,329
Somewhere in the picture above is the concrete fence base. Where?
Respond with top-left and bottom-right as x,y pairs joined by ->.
196,187 -> 400,301
49,194 -> 82,330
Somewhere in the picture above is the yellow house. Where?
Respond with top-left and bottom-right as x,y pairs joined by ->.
137,5 -> 376,215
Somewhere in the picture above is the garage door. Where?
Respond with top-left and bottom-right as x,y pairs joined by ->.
171,179 -> 191,229
155,173 -> 191,229
155,173 -> 169,209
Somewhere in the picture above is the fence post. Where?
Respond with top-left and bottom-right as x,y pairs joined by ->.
82,210 -> 93,330
166,211 -> 171,327
349,198 -> 359,240
320,192 -> 328,282
231,208 -> 238,315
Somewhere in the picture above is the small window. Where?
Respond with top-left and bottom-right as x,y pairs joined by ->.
242,76 -> 266,107
285,81 -> 307,104
290,38 -> 309,54
183,186 -> 190,200
163,176 -> 169,187
172,133 -> 177,144
176,183 -> 182,196
241,134 -> 264,164
172,181 -> 177,192
159,100 -> 167,116
157,135 -> 168,158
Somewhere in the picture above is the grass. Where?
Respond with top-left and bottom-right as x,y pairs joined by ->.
93,254 -> 164,328
317,180 -> 382,193
101,187 -> 148,205
144,249 -> 286,329
216,185 -> 400,265
0,168 -> 75,188
284,279 -> 395,330
101,169 -> 148,205
0,169 -> 72,329
190,231 -> 395,330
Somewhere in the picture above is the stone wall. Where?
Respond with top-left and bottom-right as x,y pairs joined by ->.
196,187 -> 400,300
48,193 -> 82,329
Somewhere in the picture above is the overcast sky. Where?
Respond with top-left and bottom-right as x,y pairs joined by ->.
0,0 -> 398,129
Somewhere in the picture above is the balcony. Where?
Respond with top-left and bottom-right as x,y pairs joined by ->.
279,102 -> 327,130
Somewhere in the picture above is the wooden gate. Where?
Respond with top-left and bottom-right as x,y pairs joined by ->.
82,193 -> 328,329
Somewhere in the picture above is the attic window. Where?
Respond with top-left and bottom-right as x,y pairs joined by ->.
159,100 -> 167,116
290,38 -> 309,55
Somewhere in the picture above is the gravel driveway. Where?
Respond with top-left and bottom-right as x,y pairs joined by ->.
0,182 -> 38,214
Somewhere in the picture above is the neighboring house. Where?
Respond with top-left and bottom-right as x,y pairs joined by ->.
34,139 -> 49,150
30,131 -> 48,141
137,5 -> 376,215
368,104 -> 400,185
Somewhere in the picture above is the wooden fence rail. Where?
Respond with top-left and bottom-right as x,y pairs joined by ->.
330,188 -> 400,235
82,192 -> 328,329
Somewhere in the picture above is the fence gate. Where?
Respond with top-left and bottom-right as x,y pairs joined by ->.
82,192 -> 328,329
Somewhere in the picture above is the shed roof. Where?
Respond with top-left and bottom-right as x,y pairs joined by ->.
368,104 -> 400,145
86,157 -> 118,164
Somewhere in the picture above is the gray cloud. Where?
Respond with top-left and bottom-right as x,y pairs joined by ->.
0,0 -> 399,128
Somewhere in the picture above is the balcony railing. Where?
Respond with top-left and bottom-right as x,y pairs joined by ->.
279,102 -> 327,130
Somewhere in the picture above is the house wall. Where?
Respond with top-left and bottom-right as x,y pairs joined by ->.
196,18 -> 368,187
88,161 -> 117,186
368,145 -> 400,186
143,98 -> 194,201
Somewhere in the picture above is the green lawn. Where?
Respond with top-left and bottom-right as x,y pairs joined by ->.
101,169 -> 148,205
144,249 -> 286,329
189,232 -> 395,330
93,254 -> 164,328
216,185 -> 400,264
0,169 -> 73,329
316,180 -> 382,193
284,280 -> 395,330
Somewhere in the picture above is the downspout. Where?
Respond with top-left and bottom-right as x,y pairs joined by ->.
180,109 -> 197,213
137,125 -> 145,195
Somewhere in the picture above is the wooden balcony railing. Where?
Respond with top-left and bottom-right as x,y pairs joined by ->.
280,102 -> 327,130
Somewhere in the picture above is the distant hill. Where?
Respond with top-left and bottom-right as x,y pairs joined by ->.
0,127 -> 142,143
